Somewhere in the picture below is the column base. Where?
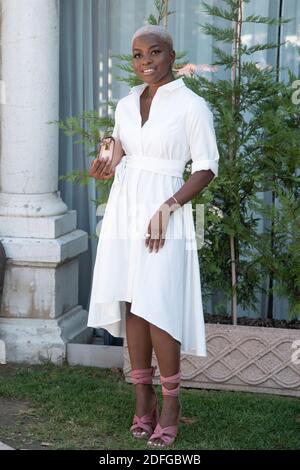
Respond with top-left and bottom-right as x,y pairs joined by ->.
0,306 -> 91,364
0,210 -> 90,363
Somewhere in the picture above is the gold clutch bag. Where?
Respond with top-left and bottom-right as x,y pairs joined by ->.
89,135 -> 125,180
88,136 -> 115,180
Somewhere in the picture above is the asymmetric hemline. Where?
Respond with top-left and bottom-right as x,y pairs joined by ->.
89,300 -> 210,357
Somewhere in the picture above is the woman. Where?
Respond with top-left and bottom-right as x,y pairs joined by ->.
87,24 -> 219,448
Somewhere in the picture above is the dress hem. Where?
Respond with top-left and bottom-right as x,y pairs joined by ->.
87,299 -> 207,358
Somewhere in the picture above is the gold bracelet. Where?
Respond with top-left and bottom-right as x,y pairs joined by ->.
171,195 -> 179,205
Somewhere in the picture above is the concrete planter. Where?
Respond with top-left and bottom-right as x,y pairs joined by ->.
123,323 -> 300,397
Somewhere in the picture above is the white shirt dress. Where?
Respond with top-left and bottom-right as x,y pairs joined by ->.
87,77 -> 219,357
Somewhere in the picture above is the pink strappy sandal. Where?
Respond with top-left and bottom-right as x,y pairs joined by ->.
147,371 -> 181,448
130,366 -> 159,439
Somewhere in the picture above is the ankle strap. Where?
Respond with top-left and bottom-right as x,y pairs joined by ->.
160,371 -> 181,397
130,365 -> 157,384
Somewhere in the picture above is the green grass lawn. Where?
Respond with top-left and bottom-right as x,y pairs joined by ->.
0,363 -> 299,450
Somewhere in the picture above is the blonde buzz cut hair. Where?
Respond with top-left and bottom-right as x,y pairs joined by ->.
131,24 -> 174,50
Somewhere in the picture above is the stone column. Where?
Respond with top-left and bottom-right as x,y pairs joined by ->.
0,0 -> 90,363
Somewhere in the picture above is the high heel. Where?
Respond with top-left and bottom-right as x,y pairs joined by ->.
147,370 -> 181,448
130,366 -> 159,439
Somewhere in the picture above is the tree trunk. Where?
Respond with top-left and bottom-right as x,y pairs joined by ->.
162,0 -> 168,28
229,0 -> 243,324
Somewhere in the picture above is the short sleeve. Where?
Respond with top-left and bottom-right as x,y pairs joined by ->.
186,98 -> 219,178
111,101 -> 120,139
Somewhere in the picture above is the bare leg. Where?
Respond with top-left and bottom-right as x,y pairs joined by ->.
148,323 -> 181,446
125,302 -> 156,437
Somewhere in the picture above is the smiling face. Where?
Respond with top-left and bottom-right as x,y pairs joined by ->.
132,34 -> 175,85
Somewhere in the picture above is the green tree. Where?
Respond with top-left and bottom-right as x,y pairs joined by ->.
185,0 -> 300,321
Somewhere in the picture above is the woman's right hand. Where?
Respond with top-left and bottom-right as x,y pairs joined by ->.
89,137 -> 125,180
89,157 -> 115,180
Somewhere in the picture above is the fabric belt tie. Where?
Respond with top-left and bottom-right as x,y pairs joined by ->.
115,155 -> 186,184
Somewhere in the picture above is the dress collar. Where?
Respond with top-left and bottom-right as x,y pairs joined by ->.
129,77 -> 185,96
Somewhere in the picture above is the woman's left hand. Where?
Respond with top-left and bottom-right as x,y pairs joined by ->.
145,203 -> 172,253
